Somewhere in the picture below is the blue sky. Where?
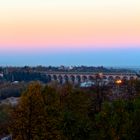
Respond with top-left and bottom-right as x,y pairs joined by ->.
0,48 -> 139,67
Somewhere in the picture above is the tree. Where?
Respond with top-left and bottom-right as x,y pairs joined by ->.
0,105 -> 12,136
93,100 -> 131,140
41,85 -> 62,140
10,82 -> 63,140
60,87 -> 92,140
10,82 -> 47,140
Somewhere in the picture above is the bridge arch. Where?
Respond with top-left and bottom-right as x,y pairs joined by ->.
122,76 -> 128,81
88,75 -> 94,81
82,75 -> 88,82
76,75 -> 81,83
52,75 -> 57,81
58,75 -> 63,84
47,75 -> 52,82
115,76 -> 121,80
64,75 -> 69,83
70,75 -> 75,83
107,76 -> 114,81
130,76 -> 135,80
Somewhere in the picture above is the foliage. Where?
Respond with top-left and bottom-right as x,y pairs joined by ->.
60,87 -> 92,140
0,105 -> 12,136
10,83 -> 46,140
2,80 -> 140,140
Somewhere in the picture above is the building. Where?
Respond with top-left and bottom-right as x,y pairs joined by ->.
0,135 -> 12,140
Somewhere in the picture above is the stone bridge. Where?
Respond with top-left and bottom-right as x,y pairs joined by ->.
44,72 -> 138,84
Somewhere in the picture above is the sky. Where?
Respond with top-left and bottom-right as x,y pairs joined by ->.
0,0 -> 140,66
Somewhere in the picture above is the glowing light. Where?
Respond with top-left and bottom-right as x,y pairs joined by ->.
115,80 -> 122,84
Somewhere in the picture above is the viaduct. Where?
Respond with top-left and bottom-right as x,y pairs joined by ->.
44,72 -> 138,84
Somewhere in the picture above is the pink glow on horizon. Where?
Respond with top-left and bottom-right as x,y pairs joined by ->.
0,34 -> 140,53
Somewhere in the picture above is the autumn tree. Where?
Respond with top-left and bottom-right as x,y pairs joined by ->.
0,105 -> 12,136
10,82 -> 47,140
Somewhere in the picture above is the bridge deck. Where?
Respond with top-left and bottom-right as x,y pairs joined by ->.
44,71 -> 136,76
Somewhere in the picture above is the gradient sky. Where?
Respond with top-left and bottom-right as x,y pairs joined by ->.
0,0 -> 140,66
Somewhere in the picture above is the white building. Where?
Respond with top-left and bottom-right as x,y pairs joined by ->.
80,81 -> 95,88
